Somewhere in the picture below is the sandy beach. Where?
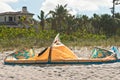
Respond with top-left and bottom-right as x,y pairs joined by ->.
0,47 -> 120,80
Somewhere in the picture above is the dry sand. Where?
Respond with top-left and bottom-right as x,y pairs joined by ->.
0,47 -> 120,80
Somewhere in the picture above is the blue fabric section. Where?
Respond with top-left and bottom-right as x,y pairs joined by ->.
13,49 -> 35,59
111,46 -> 120,59
91,47 -> 113,58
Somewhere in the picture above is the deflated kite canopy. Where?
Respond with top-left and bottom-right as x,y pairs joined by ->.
4,33 -> 117,64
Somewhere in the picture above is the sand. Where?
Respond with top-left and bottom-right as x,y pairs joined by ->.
0,47 -> 120,80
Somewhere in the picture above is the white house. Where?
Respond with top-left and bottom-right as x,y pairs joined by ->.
0,6 -> 34,26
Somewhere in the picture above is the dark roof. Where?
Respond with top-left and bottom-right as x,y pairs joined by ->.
0,11 -> 34,16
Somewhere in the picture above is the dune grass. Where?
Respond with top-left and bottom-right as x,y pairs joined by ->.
0,26 -> 120,51
1,37 -> 120,51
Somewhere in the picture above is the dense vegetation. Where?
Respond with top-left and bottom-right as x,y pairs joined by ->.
0,4 -> 120,50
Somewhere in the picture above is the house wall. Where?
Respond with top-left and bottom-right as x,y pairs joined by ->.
0,16 -> 5,22
0,15 -> 17,22
0,14 -> 33,23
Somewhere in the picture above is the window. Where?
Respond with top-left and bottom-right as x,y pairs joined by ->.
9,16 -> 13,22
18,16 -> 21,19
14,17 -> 16,21
4,16 -> 6,22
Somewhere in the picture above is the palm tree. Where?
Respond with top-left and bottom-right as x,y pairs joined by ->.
100,14 -> 117,36
48,4 -> 70,32
66,15 -> 76,34
46,12 -> 57,30
38,10 -> 46,30
91,14 -> 101,34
